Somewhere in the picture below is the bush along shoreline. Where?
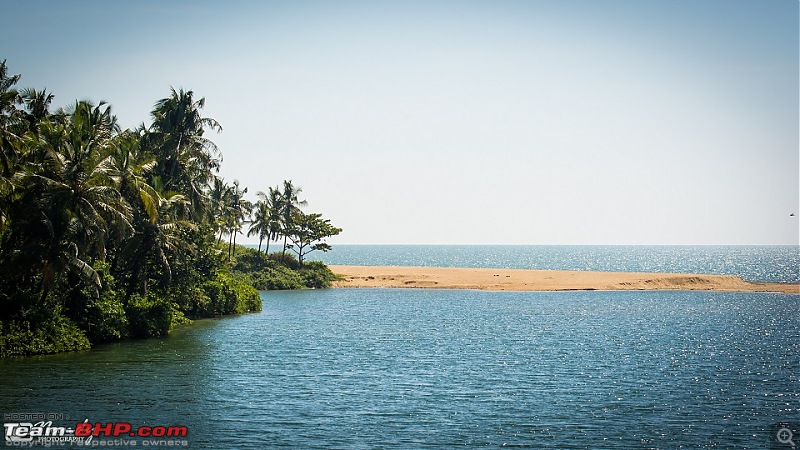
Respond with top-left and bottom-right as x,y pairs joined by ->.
0,61 -> 341,357
232,246 -> 340,291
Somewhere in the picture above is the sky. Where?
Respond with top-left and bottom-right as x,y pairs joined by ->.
2,0 -> 798,245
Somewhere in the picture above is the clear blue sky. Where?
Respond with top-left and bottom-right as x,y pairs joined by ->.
2,0 -> 798,244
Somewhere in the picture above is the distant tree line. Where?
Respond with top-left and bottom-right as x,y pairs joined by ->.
0,60 -> 340,356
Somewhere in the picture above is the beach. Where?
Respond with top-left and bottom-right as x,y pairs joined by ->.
330,265 -> 800,294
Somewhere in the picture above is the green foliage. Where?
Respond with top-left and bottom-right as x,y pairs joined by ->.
267,251 -> 301,270
231,245 -> 272,272
199,271 -> 261,315
170,286 -> 213,320
200,279 -> 229,314
249,265 -> 306,290
236,251 -> 339,290
80,294 -> 129,344
286,211 -> 342,266
221,271 -> 261,313
0,317 -> 91,358
299,261 -> 340,289
72,261 -> 129,344
170,309 -> 192,329
126,294 -> 173,339
0,61 -> 339,357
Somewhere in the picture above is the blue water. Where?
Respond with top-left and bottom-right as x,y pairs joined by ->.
1,289 -> 798,449
311,245 -> 800,283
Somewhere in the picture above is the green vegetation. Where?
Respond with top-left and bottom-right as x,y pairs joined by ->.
232,246 -> 341,290
0,60 -> 341,357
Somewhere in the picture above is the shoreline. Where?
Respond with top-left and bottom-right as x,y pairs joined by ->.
329,265 -> 800,294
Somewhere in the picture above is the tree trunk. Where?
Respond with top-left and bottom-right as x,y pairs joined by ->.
228,230 -> 233,260
232,229 -> 238,257
257,237 -> 263,253
297,242 -> 306,267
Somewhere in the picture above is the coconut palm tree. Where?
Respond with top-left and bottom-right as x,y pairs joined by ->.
9,101 -> 132,300
209,176 -> 233,244
266,186 -> 284,253
280,180 -> 307,257
104,129 -> 159,269
0,60 -> 21,119
248,187 -> 285,256
147,88 -> 221,219
120,181 -> 194,301
0,60 -> 23,237
108,130 -> 157,213
247,200 -> 270,254
225,179 -> 250,260
0,59 -> 23,143
20,87 -> 54,133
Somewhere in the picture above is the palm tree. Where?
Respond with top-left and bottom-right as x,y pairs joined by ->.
247,200 -> 270,254
0,60 -> 23,143
247,187 -> 285,256
225,179 -> 250,260
0,60 -> 23,237
9,101 -> 132,300
147,88 -> 221,220
20,87 -> 54,133
0,60 -> 21,121
105,129 -> 159,269
120,181 -> 194,301
209,176 -> 233,244
265,186 -> 285,255
108,129 -> 157,211
280,180 -> 307,257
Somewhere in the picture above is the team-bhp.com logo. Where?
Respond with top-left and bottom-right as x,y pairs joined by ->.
4,419 -> 188,447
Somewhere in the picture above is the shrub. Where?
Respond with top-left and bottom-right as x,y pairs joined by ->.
201,279 -> 229,315
170,285 -> 213,319
268,252 -> 300,270
222,272 -> 261,313
299,261 -> 340,288
0,317 -> 91,357
201,271 -> 262,315
232,246 -> 269,273
249,265 -> 305,290
126,294 -> 172,339
80,293 -> 129,344
170,308 -> 192,328
60,260 -> 130,344
242,259 -> 338,290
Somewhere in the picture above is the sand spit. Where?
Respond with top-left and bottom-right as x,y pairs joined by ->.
329,265 -> 799,294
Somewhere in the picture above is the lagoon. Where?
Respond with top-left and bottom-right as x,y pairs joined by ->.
2,288 -> 797,448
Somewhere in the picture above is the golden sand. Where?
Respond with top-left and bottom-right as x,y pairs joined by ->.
329,265 -> 799,294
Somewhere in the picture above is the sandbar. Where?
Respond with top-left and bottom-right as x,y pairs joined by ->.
329,265 -> 799,294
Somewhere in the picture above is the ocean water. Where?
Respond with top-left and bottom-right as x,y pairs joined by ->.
312,245 -> 800,283
1,289 -> 797,449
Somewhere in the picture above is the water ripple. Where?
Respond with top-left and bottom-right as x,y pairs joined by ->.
0,289 -> 797,448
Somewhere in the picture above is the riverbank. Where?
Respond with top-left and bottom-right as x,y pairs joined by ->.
330,265 -> 800,294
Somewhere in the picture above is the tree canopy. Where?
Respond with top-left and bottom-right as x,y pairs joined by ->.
287,211 -> 343,266
0,60 -> 341,356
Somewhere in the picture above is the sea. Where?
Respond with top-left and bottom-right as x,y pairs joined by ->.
1,245 -> 798,449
